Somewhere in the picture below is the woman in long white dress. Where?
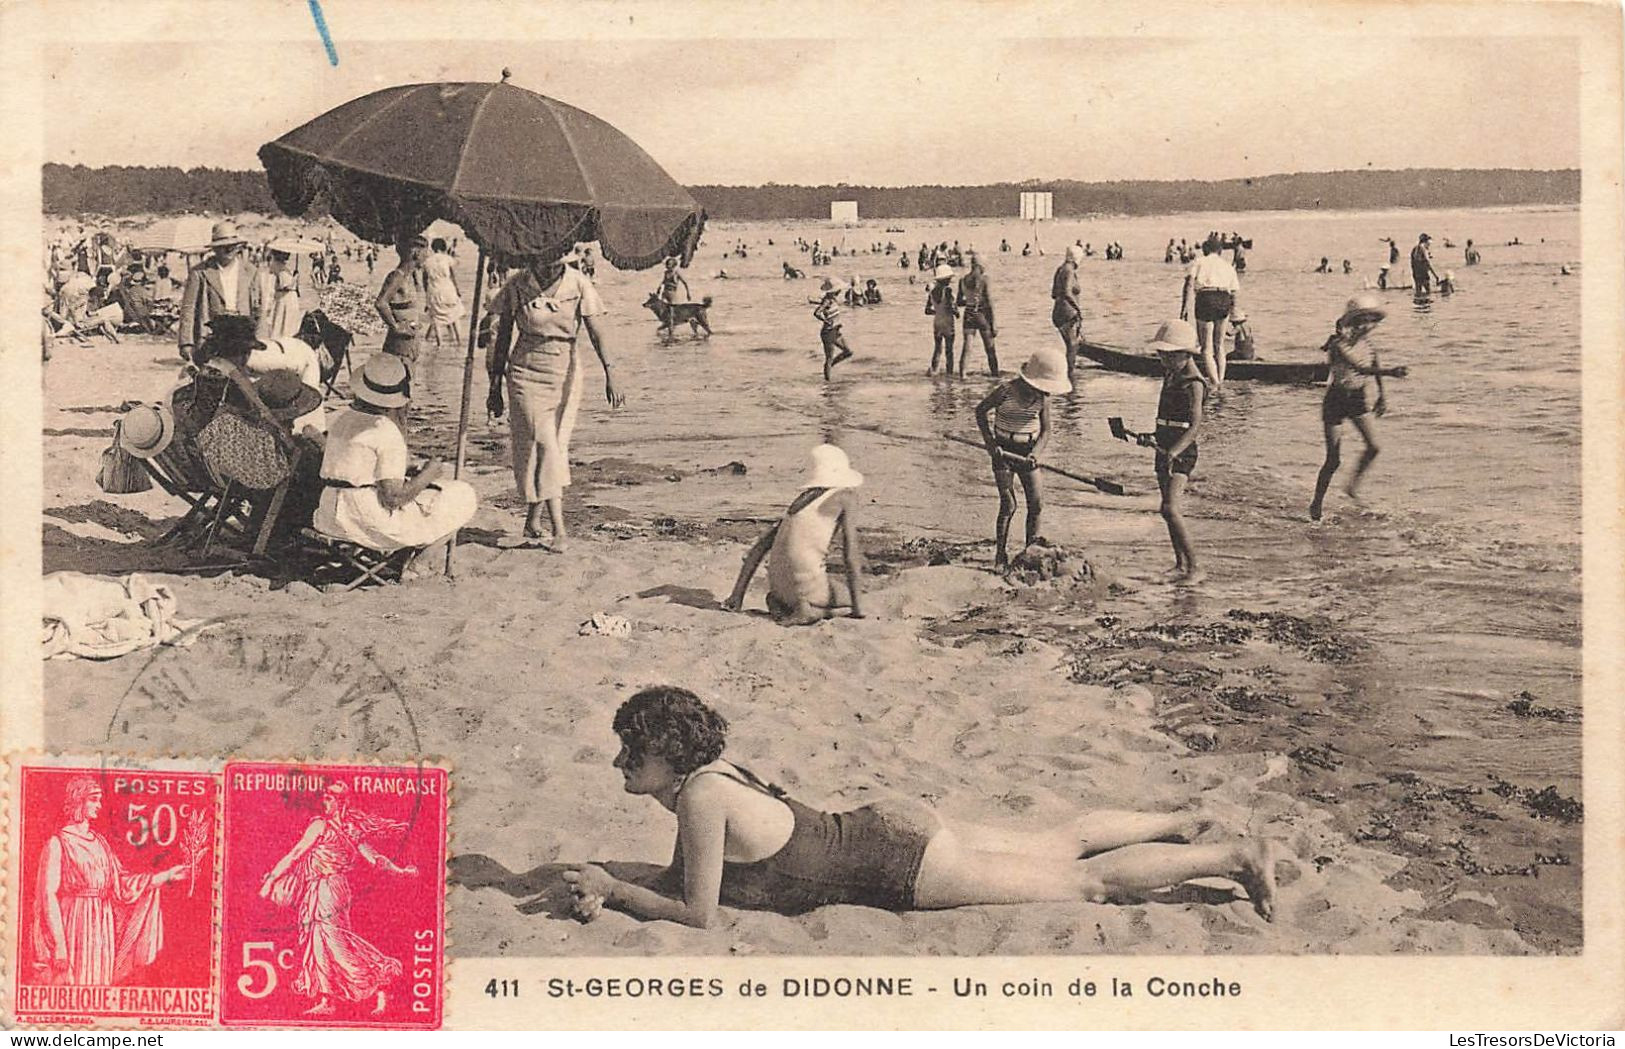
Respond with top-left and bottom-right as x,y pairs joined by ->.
422,238 -> 464,350
259,248 -> 304,339
486,250 -> 624,547
313,354 -> 477,575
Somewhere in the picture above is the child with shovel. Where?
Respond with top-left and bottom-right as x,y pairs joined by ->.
1113,319 -> 1207,584
974,347 -> 1072,571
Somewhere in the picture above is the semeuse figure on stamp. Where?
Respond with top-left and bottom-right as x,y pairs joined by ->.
561,687 -> 1281,928
30,777 -> 187,985
258,782 -> 418,1016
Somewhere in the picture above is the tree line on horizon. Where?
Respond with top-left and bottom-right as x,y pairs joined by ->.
44,163 -> 1577,222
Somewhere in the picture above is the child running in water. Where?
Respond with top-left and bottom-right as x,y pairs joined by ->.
974,347 -> 1072,571
810,278 -> 853,381
724,445 -> 864,625
1310,294 -> 1410,521
1144,319 -> 1207,584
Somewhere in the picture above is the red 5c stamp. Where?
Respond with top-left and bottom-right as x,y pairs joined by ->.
219,762 -> 447,1029
6,761 -> 220,1028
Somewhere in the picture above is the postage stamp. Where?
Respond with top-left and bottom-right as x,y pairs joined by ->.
218,761 -> 448,1029
5,758 -> 219,1027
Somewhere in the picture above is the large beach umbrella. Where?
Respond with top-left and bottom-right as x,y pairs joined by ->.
257,72 -> 706,569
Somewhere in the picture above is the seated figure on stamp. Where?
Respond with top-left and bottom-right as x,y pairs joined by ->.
30,777 -> 188,985
562,687 -> 1283,926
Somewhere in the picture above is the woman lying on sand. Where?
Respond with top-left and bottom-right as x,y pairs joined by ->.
562,687 -> 1280,928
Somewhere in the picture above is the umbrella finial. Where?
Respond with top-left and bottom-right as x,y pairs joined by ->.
500,67 -> 512,83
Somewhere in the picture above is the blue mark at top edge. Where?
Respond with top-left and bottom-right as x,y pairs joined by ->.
308,0 -> 339,67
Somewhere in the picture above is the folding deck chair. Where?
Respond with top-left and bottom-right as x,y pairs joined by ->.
297,530 -> 417,591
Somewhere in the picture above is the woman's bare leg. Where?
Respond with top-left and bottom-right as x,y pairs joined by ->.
914,831 -> 1278,919
1079,840 -> 1279,920
940,810 -> 1211,860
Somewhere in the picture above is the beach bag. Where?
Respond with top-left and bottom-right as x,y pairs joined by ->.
96,420 -> 152,495
196,408 -> 290,490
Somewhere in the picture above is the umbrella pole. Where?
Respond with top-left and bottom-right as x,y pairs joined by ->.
446,246 -> 488,577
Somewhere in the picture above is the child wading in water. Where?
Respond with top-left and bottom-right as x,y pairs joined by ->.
926,264 -> 958,375
1310,294 -> 1410,521
1145,319 -> 1207,584
725,445 -> 864,625
811,278 -> 853,381
975,347 -> 1072,571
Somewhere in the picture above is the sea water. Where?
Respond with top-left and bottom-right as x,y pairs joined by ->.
414,206 -> 1581,793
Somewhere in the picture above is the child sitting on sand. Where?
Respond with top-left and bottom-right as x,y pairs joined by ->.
974,348 -> 1071,572
1144,319 -> 1207,585
810,279 -> 853,381
724,444 -> 864,625
561,686 -> 1280,927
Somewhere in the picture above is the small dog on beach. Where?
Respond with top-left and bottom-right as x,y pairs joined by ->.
642,293 -> 713,337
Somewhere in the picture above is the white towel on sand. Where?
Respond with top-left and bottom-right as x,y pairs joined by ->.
41,572 -> 207,660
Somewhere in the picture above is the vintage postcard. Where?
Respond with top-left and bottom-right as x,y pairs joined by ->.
0,0 -> 1620,1032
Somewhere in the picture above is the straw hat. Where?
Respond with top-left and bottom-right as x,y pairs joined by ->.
1229,309 -> 1249,324
251,370 -> 324,422
1064,244 -> 1085,265
932,264 -> 954,281
1339,293 -> 1386,327
117,403 -> 174,460
1148,318 -> 1199,354
208,220 -> 246,247
818,277 -> 842,295
1019,347 -> 1072,395
353,354 -> 412,410
802,444 -> 864,489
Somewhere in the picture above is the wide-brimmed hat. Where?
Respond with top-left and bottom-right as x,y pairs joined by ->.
932,264 -> 954,281
1339,293 -> 1387,327
1019,347 -> 1072,395
117,402 -> 174,460
353,354 -> 412,410
802,444 -> 864,489
1149,318 -> 1199,354
818,277 -> 842,294
1419,233 -> 1432,242
202,313 -> 265,357
1229,309 -> 1249,324
208,220 -> 246,247
1064,244 -> 1085,265
252,370 -> 324,422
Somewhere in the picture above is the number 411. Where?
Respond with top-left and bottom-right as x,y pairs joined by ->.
485,979 -> 520,998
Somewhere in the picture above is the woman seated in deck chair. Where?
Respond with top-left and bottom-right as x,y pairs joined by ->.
313,354 -> 477,580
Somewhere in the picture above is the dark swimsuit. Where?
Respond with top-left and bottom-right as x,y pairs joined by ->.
1155,372 -> 1201,479
665,763 -> 936,914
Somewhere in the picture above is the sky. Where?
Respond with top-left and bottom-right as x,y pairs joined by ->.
41,21 -> 1579,186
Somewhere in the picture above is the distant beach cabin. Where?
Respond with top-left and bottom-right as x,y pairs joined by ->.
830,200 -> 859,225
1019,192 -> 1053,221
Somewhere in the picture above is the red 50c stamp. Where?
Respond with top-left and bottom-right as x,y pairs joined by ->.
219,762 -> 447,1029
6,761 -> 220,1027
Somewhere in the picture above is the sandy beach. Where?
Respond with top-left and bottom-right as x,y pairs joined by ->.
38,270 -> 1581,955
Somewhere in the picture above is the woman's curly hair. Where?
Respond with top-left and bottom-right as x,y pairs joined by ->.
612,687 -> 729,775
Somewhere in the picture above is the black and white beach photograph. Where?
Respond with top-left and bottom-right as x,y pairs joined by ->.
4,0 -> 1621,1020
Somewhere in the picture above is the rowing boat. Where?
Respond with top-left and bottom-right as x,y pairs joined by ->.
1076,342 -> 1328,385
